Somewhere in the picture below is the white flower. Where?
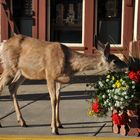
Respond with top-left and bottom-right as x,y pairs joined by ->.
102,95 -> 106,98
125,96 -> 129,99
98,81 -> 103,87
106,99 -> 109,103
117,91 -> 121,95
120,106 -> 124,110
121,81 -> 125,85
132,86 -> 135,89
107,89 -> 110,93
110,107 -> 114,111
114,95 -> 118,100
115,101 -> 121,107
122,91 -> 127,95
108,102 -> 112,106
104,101 -> 107,105
131,95 -> 134,98
120,98 -> 124,101
132,81 -> 135,84
115,88 -> 120,93
106,79 -> 109,82
112,84 -> 115,88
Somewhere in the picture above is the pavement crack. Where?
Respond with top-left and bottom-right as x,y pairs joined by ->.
93,123 -> 106,136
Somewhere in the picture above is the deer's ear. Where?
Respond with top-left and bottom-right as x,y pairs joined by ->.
94,36 -> 105,52
94,35 -> 110,58
104,42 -> 110,58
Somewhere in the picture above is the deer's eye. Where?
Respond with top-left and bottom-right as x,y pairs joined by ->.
113,60 -> 118,64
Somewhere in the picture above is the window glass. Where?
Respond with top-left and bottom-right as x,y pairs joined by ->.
50,0 -> 83,43
97,0 -> 122,44
12,0 -> 33,36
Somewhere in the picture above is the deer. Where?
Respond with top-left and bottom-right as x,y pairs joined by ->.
0,34 -> 127,135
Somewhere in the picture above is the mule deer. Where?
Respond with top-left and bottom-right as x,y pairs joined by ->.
0,34 -> 127,134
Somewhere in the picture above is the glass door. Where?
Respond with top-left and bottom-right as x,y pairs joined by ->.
96,0 -> 122,45
48,0 -> 84,46
12,0 -> 34,36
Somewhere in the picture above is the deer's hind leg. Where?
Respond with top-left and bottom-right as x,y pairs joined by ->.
0,72 -> 13,127
8,70 -> 27,127
0,71 -> 12,92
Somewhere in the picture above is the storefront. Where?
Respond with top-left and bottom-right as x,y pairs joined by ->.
0,0 -> 139,56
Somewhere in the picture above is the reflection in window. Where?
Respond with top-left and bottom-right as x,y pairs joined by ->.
50,0 -> 82,43
12,0 -> 33,36
97,0 -> 122,44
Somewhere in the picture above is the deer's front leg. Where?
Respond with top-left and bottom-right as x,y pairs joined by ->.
49,82 -> 62,132
47,78 -> 59,135
56,82 -> 63,128
8,72 -> 27,127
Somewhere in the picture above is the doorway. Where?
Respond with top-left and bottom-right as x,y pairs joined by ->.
96,0 -> 122,44
12,0 -> 34,36
48,0 -> 84,46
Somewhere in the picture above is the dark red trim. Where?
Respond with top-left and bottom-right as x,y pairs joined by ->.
123,0 -> 134,58
0,0 -> 8,40
32,0 -> 39,38
137,1 -> 140,40
70,47 -> 85,51
38,0 -> 46,40
84,0 -> 95,54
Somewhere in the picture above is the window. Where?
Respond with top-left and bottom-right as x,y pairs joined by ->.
96,0 -> 122,44
49,0 -> 84,45
12,0 -> 33,36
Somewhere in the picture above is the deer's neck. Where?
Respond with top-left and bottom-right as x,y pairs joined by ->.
70,51 -> 108,72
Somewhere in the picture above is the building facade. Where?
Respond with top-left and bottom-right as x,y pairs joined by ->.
0,0 -> 139,57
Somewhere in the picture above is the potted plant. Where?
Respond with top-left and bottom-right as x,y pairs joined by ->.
87,70 -> 140,136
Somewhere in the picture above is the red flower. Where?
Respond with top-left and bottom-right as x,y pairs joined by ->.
112,113 -> 121,125
112,112 -> 128,125
128,71 -> 139,82
137,70 -> 140,76
92,97 -> 100,113
137,70 -> 140,82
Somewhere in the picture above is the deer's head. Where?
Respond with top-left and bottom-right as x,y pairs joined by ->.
94,36 -> 128,72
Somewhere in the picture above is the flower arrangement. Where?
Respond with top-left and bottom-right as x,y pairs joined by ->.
88,70 -> 140,117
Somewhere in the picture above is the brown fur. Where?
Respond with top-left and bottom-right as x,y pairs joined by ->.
0,34 -> 126,134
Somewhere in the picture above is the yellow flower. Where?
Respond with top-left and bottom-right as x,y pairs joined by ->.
87,110 -> 95,117
116,82 -> 121,88
112,76 -> 115,81
120,79 -> 123,82
115,80 -> 121,88
107,75 -> 110,79
120,87 -> 126,90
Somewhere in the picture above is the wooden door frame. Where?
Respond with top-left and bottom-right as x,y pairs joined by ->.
0,0 -> 135,57
84,0 -> 134,56
137,0 -> 140,40
84,0 -> 95,54
0,0 -> 9,41
122,0 -> 134,57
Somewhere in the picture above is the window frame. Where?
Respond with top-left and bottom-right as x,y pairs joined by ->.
47,0 -> 85,47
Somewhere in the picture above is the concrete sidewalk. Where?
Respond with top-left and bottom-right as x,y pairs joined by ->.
0,70 -> 137,138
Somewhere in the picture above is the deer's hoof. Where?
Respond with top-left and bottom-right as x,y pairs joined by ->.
52,131 -> 59,135
22,123 -> 28,127
19,120 -> 27,127
58,125 -> 63,128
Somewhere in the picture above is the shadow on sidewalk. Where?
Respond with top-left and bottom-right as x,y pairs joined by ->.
0,90 -> 95,101
22,75 -> 100,85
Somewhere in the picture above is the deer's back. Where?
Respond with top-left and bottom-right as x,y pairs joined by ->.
2,35 -> 69,80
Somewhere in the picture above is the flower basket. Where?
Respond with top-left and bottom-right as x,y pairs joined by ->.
87,70 -> 140,136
